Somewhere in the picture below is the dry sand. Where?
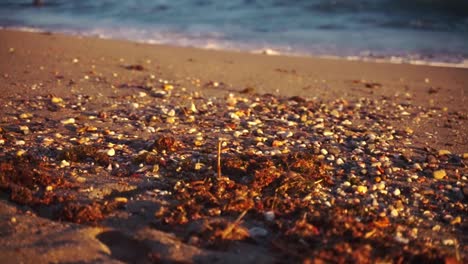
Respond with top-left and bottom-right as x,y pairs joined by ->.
0,29 -> 467,263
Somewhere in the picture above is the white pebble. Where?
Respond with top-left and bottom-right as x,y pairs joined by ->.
107,148 -> 115,156
15,140 -> 26,146
60,160 -> 70,168
264,211 -> 275,222
60,118 -> 75,125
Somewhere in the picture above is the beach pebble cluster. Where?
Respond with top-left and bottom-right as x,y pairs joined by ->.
0,75 -> 466,262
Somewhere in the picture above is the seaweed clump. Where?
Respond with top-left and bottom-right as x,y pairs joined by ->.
0,154 -> 68,205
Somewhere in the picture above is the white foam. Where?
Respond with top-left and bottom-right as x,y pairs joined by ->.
2,25 -> 467,69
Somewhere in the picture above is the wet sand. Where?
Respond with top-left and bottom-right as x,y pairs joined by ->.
0,29 -> 467,263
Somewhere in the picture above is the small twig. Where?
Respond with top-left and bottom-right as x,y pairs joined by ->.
217,139 -> 222,178
221,210 -> 248,239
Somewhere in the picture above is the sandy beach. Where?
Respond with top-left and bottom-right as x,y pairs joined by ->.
0,29 -> 467,263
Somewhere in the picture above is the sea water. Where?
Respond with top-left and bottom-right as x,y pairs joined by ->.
1,0 -> 467,67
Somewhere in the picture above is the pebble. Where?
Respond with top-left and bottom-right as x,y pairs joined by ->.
412,163 -> 422,171
463,153 -> 468,159
249,227 -> 269,238
10,217 -> 17,224
394,233 -> 409,244
438,149 -> 451,156
264,211 -> 275,222
336,158 -> 344,165
19,113 -> 33,119
60,160 -> 70,167
51,96 -> 64,104
15,140 -> 26,146
442,239 -> 455,246
60,118 -> 76,125
114,197 -> 128,203
390,209 -> 399,218
76,177 -> 86,183
393,188 -> 401,196
356,185 -> 368,194
433,170 -> 446,180
341,120 -> 352,126
16,149 -> 27,156
450,216 -> 461,225
166,117 -> 176,124
19,125 -> 30,135
194,163 -> 204,170
107,148 -> 116,157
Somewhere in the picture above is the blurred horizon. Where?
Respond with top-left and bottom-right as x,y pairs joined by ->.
1,0 -> 467,65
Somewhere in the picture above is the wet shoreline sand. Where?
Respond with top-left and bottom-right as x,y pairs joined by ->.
0,29 -> 467,263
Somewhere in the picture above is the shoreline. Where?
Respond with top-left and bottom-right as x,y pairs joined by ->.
0,29 -> 467,263
2,26 -> 468,69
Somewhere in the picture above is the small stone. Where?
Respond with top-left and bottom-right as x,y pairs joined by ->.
442,239 -> 455,246
404,127 -> 414,134
15,140 -> 25,146
249,227 -> 268,238
51,96 -> 63,104
60,160 -> 70,167
16,149 -> 27,156
330,109 -> 340,118
190,102 -> 198,113
166,117 -> 176,124
277,131 -> 293,139
356,185 -> 368,194
450,216 -> 461,225
412,163 -> 422,171
462,153 -> 468,159
107,148 -> 115,156
76,177 -> 86,183
433,170 -> 446,180
19,125 -> 30,135
377,182 -> 386,190
163,84 -> 174,91
390,209 -> 399,218
341,120 -> 352,126
264,211 -> 275,222
394,233 -> 409,244
336,158 -> 344,165
114,197 -> 128,203
438,149 -> 451,156
60,118 -> 75,125
46,186 -> 53,192
19,113 -> 33,119
194,163 -> 205,170
393,188 -> 401,196
10,217 -> 17,224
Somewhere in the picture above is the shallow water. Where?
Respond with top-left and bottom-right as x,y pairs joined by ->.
1,0 -> 467,66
